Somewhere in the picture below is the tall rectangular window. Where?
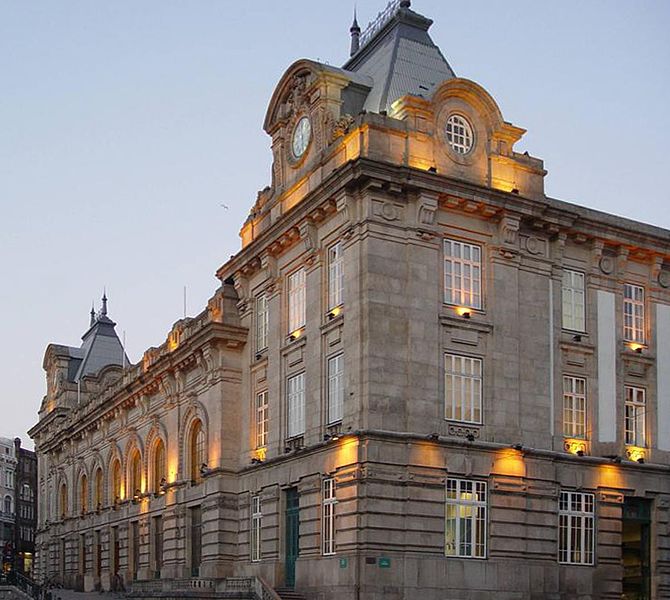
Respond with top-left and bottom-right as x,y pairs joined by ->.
250,495 -> 262,562
444,240 -> 482,309
287,373 -> 305,438
256,294 -> 268,352
562,270 -> 585,331
558,491 -> 595,565
623,283 -> 645,343
190,506 -> 202,577
445,478 -> 487,558
563,376 -> 587,439
625,386 -> 646,447
322,478 -> 337,555
327,354 -> 344,424
152,516 -> 163,577
288,268 -> 306,333
445,354 -> 482,424
328,242 -> 344,310
255,391 -> 268,449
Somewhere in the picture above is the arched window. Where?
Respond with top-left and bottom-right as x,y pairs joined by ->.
3,495 -> 11,514
129,450 -> 142,498
111,459 -> 122,502
59,483 -> 68,518
189,420 -> 206,483
79,474 -> 88,514
94,467 -> 104,509
153,439 -> 166,494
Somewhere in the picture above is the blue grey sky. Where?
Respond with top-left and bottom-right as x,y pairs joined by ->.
2,1 -> 669,448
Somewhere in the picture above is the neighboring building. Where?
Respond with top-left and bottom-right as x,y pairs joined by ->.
0,438 -> 17,574
0,438 -> 37,578
30,2 -> 670,599
13,438 -> 37,578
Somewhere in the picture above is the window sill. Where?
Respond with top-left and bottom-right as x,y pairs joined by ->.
440,313 -> 493,334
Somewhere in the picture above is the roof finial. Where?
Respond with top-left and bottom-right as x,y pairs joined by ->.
90,302 -> 96,327
399,0 -> 411,7
350,6 -> 361,56
101,289 -> 108,317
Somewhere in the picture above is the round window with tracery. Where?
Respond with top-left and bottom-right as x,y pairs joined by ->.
445,114 -> 474,154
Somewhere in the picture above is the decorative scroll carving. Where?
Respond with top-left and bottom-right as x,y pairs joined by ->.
417,192 -> 438,225
232,271 -> 249,314
299,221 -> 318,253
498,214 -> 520,258
447,424 -> 480,439
330,113 -> 355,141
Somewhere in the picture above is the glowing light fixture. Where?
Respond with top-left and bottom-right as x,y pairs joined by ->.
564,439 -> 587,456
327,306 -> 342,320
628,342 -> 644,354
456,306 -> 472,319
626,446 -> 646,464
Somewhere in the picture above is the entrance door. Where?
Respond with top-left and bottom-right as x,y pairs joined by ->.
622,497 -> 651,600
284,488 -> 300,588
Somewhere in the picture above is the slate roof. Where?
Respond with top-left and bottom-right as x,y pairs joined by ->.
57,296 -> 129,383
343,3 -> 455,114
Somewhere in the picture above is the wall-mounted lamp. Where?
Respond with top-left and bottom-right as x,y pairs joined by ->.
199,463 -> 209,476
466,433 -> 475,442
511,188 -> 520,195
628,342 -> 644,354
158,478 -> 168,496
289,328 -> 303,341
427,432 -> 440,441
255,353 -> 263,361
250,457 -> 264,465
133,489 -> 141,503
511,443 -> 524,451
626,447 -> 646,464
603,454 -> 622,464
456,307 -> 472,319
564,439 -> 587,456
427,166 -> 437,173
327,306 -> 342,320
572,334 -> 582,343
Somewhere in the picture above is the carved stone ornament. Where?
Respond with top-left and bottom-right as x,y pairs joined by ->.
417,192 -> 438,226
299,221 -> 318,253
525,236 -> 543,255
447,424 -> 480,439
659,269 -> 670,289
285,74 -> 310,116
331,113 -> 355,141
498,214 -> 520,257
599,256 -> 615,275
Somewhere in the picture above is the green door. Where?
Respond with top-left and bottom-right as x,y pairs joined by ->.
285,488 -> 300,588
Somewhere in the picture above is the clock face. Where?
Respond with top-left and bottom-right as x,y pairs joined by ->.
291,116 -> 311,159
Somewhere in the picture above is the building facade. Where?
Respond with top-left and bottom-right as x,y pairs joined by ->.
30,2 -> 670,599
0,438 -> 17,575
0,438 -> 37,578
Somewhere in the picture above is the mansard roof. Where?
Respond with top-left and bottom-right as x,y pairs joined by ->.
42,295 -> 129,383
343,1 -> 455,114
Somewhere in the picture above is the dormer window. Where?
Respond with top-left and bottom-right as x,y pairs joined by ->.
446,114 -> 474,154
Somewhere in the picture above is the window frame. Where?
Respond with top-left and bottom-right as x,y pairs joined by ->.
250,495 -> 262,562
562,269 -> 586,332
445,478 -> 487,559
563,375 -> 587,440
327,354 -> 344,425
558,490 -> 595,565
444,353 -> 483,424
322,478 -> 337,556
287,372 -> 306,439
255,390 -> 269,450
288,268 -> 306,334
623,283 -> 645,343
256,293 -> 269,352
328,241 -> 344,311
445,114 -> 474,155
443,239 -> 482,310
624,385 -> 646,447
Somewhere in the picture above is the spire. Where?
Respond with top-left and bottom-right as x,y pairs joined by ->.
399,0 -> 411,7
90,303 -> 96,327
101,290 -> 108,317
350,6 -> 361,57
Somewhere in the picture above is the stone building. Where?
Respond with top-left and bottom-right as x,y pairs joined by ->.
0,438 -> 37,578
30,2 -> 670,599
0,438 -> 17,574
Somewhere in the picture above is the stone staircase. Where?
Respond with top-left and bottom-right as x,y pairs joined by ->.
273,589 -> 307,600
